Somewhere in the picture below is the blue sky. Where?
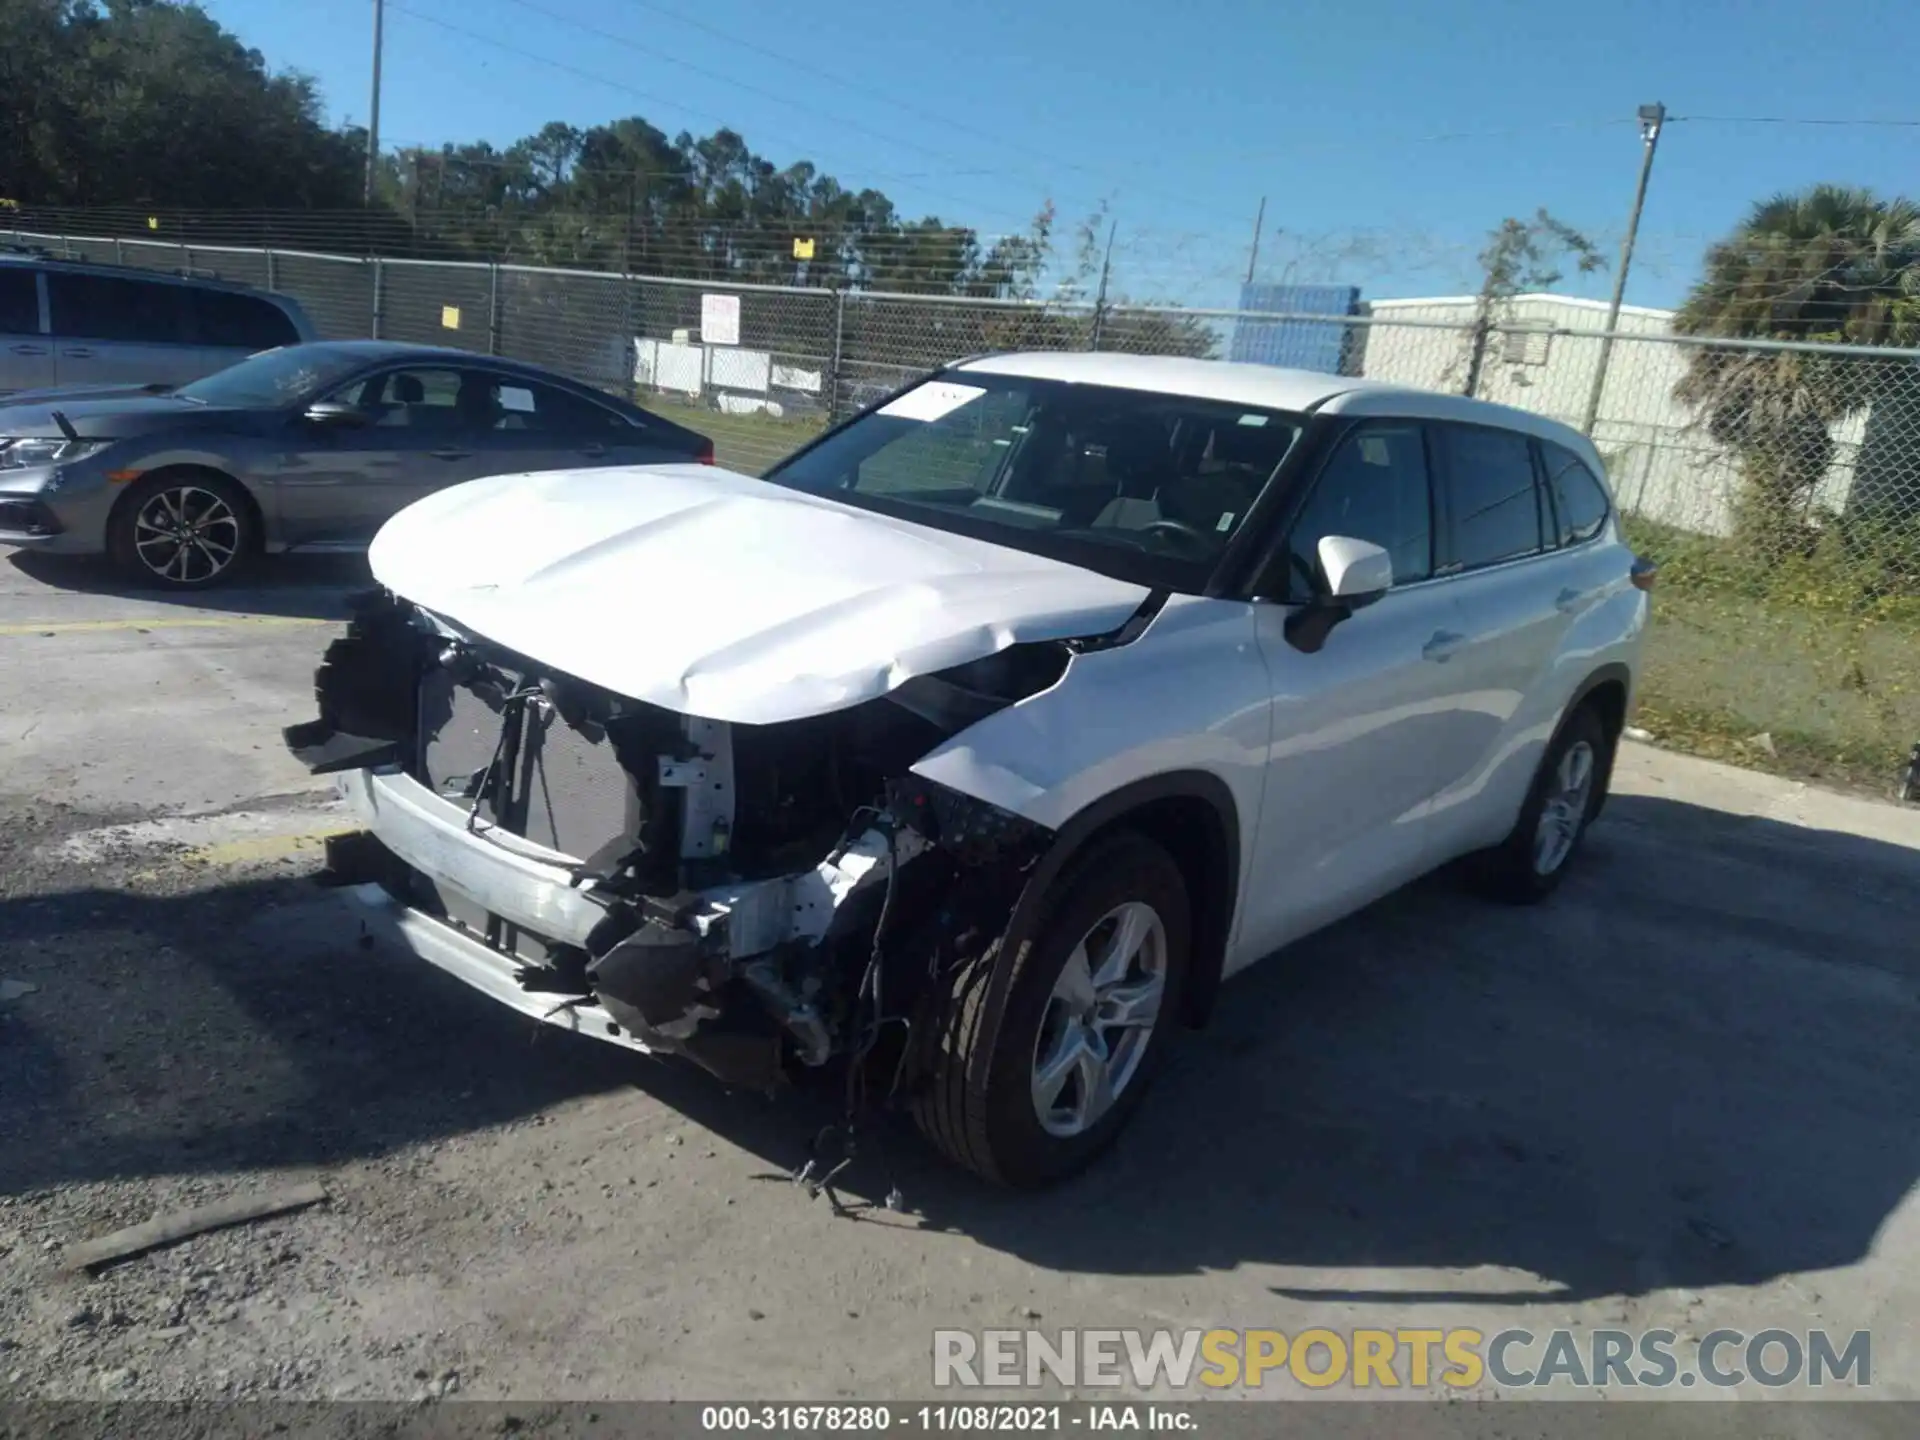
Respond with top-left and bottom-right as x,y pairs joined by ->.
207,0 -> 1920,311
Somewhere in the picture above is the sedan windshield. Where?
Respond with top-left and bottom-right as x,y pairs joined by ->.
175,347 -> 372,409
764,371 -> 1303,592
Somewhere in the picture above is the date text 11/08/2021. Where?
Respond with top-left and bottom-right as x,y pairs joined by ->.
700,1406 -> 1196,1432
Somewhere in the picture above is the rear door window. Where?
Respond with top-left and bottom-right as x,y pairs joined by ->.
1434,423 -> 1547,572
189,289 -> 300,350
1541,441 -> 1612,547
487,377 -> 629,433
47,272 -> 191,345
0,268 -> 40,335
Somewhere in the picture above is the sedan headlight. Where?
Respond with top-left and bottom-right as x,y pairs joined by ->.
0,437 -> 113,469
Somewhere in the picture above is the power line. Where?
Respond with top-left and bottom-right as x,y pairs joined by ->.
1673,114 -> 1920,128
482,0 -> 1018,186
596,0 -> 1144,209
383,0 -> 1051,230
601,0 -> 1637,221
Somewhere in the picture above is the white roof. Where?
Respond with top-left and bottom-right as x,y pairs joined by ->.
951,350 -> 1600,463
955,351 -> 1376,412
1364,291 -> 1675,321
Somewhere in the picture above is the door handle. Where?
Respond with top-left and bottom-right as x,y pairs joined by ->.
10,344 -> 48,356
62,347 -> 95,359
1554,587 -> 1587,614
1422,629 -> 1466,663
578,443 -> 606,458
429,448 -> 471,461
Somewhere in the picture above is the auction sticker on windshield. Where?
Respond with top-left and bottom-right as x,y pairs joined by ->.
878,382 -> 986,422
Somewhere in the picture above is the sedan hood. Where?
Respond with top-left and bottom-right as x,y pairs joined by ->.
0,381 -> 174,407
0,395 -> 253,440
367,464 -> 1152,724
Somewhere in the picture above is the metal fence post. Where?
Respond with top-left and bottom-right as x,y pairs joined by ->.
488,263 -> 501,356
265,247 -> 277,292
827,289 -> 847,423
370,258 -> 385,340
114,238 -> 123,265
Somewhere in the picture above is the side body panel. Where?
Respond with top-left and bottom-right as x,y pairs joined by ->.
1236,581 -> 1474,966
1423,521 -> 1648,859
908,593 -> 1275,967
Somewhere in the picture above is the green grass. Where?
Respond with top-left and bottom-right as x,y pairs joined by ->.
1623,516 -> 1920,791
642,395 -> 827,476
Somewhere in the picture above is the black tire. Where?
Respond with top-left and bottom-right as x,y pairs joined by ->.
107,471 -> 257,590
1467,702 -> 1611,904
911,830 -> 1190,1188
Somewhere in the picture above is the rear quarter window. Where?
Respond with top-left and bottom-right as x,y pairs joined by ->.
1542,441 -> 1612,546
189,289 -> 300,350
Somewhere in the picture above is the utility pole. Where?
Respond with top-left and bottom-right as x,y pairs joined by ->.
1580,102 -> 1665,435
1244,196 -> 1266,287
364,0 -> 385,205
1089,218 -> 1118,351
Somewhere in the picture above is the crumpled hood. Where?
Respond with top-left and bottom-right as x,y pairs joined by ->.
367,463 -> 1151,724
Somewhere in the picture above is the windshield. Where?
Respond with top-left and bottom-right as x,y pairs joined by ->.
764,371 -> 1304,591
175,347 -> 371,409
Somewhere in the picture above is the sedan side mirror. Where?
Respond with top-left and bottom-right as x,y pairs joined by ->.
302,400 -> 369,429
1283,535 -> 1394,654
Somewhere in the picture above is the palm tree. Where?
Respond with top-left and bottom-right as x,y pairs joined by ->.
1672,185 -> 1920,554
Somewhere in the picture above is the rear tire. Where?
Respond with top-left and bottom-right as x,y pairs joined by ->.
911,831 -> 1190,1188
107,471 -> 256,590
1467,703 -> 1610,904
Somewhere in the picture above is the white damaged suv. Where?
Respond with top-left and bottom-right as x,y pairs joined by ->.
286,352 -> 1653,1188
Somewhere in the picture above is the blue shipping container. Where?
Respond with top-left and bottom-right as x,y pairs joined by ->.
1231,283 -> 1363,375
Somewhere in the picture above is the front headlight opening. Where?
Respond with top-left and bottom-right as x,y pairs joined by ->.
0,438 -> 110,470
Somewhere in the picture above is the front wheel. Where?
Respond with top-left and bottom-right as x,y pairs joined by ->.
108,472 -> 256,589
912,831 -> 1190,1188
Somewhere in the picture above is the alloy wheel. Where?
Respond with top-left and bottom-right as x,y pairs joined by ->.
1030,900 -> 1168,1138
132,485 -> 242,585
1533,739 -> 1596,876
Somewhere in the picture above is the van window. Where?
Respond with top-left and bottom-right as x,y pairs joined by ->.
47,272 -> 189,345
1435,423 -> 1546,571
189,289 -> 299,350
0,269 -> 39,335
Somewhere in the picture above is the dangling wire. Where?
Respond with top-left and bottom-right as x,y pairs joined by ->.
463,683 -> 544,838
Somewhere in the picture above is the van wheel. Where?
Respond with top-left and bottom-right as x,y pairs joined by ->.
912,831 -> 1189,1188
108,472 -> 256,589
1469,703 -> 1610,903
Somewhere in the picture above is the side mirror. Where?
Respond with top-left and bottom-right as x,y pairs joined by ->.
1317,535 -> 1393,606
1283,535 -> 1394,654
302,400 -> 368,429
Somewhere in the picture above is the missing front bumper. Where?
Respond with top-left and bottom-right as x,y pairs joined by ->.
330,767 -> 808,1089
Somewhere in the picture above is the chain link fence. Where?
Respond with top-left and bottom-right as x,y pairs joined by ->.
7,226 -> 1918,784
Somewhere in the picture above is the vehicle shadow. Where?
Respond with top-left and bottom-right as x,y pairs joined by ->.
5,790 -> 1917,1310
0,869 -> 803,1201
7,549 -> 370,621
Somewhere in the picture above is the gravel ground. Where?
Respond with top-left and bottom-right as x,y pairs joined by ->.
3,550 -> 1919,1431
